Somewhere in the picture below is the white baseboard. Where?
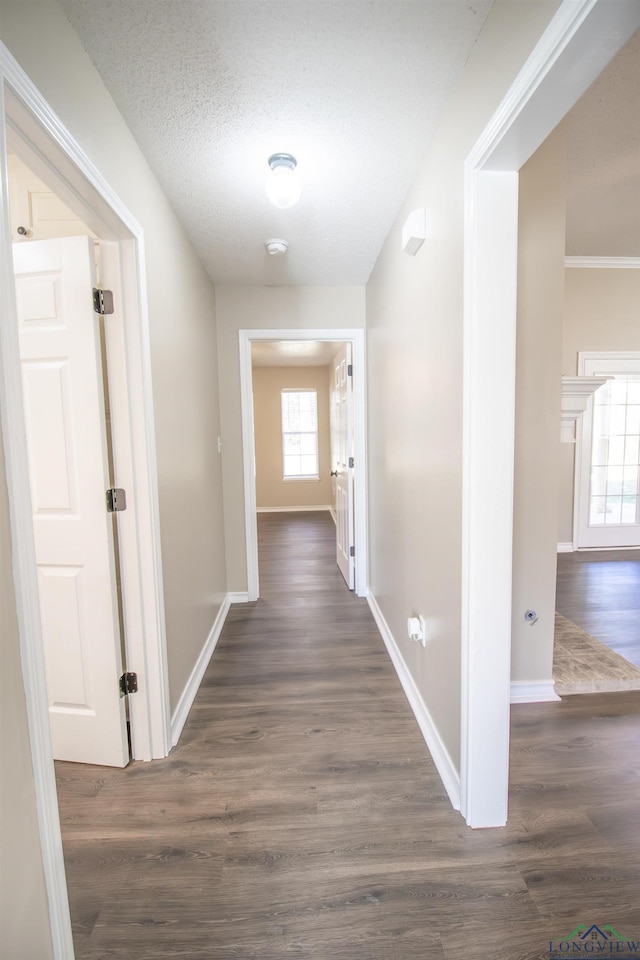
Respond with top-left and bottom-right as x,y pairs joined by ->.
171,594 -> 231,745
510,680 -> 560,703
557,542 -> 574,553
257,505 -> 332,513
366,591 -> 461,811
329,506 -> 336,525
228,591 -> 250,603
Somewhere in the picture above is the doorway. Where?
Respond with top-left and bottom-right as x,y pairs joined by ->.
2,96 -> 170,761
460,2 -> 639,827
239,328 -> 368,601
250,339 -> 357,592
0,62 -> 170,957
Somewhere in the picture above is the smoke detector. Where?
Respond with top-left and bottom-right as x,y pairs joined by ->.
265,239 -> 288,256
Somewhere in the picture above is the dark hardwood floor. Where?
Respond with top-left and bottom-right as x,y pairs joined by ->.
55,513 -> 640,959
556,549 -> 640,668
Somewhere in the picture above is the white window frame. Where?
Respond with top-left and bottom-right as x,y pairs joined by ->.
281,388 -> 319,480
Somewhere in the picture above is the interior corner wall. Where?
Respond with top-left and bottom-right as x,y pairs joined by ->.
511,122 -> 567,684
253,366 -> 332,510
0,0 -> 227,712
557,268 -> 640,544
0,429 -> 54,960
215,285 -> 365,593
365,0 -> 562,774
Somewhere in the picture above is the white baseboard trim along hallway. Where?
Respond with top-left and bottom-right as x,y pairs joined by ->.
228,592 -> 250,603
366,591 -> 461,810
170,595 -> 231,745
510,680 -> 560,704
557,542 -> 574,553
256,505 -> 332,513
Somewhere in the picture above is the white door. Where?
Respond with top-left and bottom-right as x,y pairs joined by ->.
333,343 -> 355,588
13,236 -> 129,767
576,352 -> 640,549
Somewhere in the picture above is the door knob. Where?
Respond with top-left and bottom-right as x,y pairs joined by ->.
330,470 -> 338,477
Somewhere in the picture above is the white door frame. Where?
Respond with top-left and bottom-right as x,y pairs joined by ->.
461,0 -> 640,827
0,44 -> 170,958
239,328 -> 368,599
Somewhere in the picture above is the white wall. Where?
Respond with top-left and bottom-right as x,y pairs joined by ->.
511,123 -> 567,684
215,285 -> 365,591
558,268 -> 640,543
0,0 -> 227,712
366,0 -> 561,771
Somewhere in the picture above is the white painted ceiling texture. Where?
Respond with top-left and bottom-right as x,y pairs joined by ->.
565,28 -> 640,257
59,0 -> 492,286
252,340 -> 343,367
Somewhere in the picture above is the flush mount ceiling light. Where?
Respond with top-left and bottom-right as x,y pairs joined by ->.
265,238 -> 288,255
266,153 -> 301,209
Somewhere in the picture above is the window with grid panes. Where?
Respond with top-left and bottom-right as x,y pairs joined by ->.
589,377 -> 640,526
281,389 -> 319,479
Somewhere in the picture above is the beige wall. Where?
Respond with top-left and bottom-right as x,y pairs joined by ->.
0,432 -> 54,960
0,0 -> 228,711
558,268 -> 640,543
366,0 -> 561,771
253,366 -> 332,510
511,123 -> 567,684
215,285 -> 365,591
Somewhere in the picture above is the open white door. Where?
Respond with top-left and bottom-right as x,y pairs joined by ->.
333,343 -> 355,588
13,236 -> 129,767
576,352 -> 640,549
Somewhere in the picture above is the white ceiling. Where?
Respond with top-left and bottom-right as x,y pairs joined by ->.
252,340 -> 342,367
565,28 -> 640,257
59,0 -> 492,286
56,3 -> 639,284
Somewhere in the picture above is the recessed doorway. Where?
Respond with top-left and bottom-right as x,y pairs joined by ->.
239,328 -> 368,601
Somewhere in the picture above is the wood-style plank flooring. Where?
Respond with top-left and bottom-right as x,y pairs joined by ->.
56,513 -> 640,959
556,549 -> 640,668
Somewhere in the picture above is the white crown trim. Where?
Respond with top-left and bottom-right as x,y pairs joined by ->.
565,257 -> 640,269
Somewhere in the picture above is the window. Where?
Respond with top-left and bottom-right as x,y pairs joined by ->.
281,389 -> 318,479
589,376 -> 640,526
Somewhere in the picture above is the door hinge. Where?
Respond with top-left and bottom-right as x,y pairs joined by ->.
119,672 -> 138,697
347,364 -> 353,377
106,487 -> 127,513
348,456 -> 355,468
93,287 -> 115,316
349,546 -> 355,557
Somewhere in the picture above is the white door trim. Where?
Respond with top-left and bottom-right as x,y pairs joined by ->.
461,0 -> 640,827
1,43 -> 170,958
239,328 -> 367,599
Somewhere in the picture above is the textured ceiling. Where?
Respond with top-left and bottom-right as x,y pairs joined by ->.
252,340 -> 342,367
565,29 -> 640,257
59,0 -> 492,285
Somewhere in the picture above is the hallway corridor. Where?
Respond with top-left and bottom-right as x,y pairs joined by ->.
55,512 -> 640,959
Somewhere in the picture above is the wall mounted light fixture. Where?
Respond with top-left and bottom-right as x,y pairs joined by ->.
266,153 -> 301,209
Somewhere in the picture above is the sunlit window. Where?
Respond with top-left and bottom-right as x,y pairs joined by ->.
589,377 -> 640,526
281,389 -> 319,479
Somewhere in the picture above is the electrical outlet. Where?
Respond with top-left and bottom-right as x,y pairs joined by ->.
408,616 -> 427,645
